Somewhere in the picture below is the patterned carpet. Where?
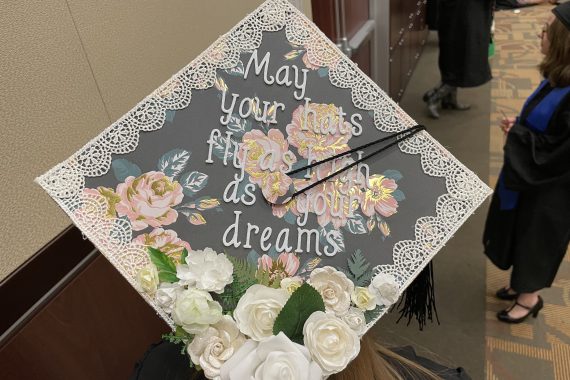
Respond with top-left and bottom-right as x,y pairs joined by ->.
486,5 -> 570,380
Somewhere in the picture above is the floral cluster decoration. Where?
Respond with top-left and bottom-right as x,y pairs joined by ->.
138,244 -> 401,380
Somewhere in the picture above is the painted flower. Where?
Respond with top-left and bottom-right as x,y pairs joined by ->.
286,103 -> 352,161
172,288 -> 223,334
233,284 -> 289,341
220,332 -> 323,380
132,228 -> 191,263
115,171 -> 183,231
258,252 -> 300,280
188,315 -> 246,380
368,273 -> 400,307
83,187 -> 121,218
176,248 -> 233,294
308,266 -> 354,315
351,286 -> 377,311
340,307 -> 367,336
136,263 -> 159,295
361,175 -> 399,218
303,311 -> 360,375
379,220 -> 391,237
237,129 -> 297,203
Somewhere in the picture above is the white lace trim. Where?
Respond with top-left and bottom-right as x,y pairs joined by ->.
36,0 -> 492,331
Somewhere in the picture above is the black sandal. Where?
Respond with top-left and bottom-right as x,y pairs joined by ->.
495,287 -> 518,301
497,296 -> 543,324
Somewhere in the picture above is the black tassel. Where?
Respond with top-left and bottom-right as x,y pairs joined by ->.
396,262 -> 440,330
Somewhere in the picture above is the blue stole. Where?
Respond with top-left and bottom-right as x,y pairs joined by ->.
498,80 -> 570,210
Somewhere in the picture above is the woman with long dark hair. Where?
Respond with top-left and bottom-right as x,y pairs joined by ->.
484,3 -> 570,323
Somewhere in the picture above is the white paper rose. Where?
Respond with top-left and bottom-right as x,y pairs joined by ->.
172,288 -> 223,334
308,266 -> 354,315
368,273 -> 400,307
233,284 -> 289,341
136,263 -> 159,295
188,315 -> 246,379
303,311 -> 360,375
219,332 -> 323,380
351,286 -> 377,311
155,282 -> 182,314
281,276 -> 303,294
176,248 -> 233,294
340,307 -> 367,335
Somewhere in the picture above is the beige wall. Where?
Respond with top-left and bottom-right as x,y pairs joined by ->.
0,0 -> 312,280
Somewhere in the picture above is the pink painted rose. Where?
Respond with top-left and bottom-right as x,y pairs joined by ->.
361,175 -> 399,218
115,171 -> 183,231
237,129 -> 297,203
132,228 -> 191,263
258,252 -> 300,280
286,103 -> 352,161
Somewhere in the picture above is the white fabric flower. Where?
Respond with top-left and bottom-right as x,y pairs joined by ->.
172,288 -> 223,334
136,263 -> 159,295
155,282 -> 182,314
368,273 -> 400,306
351,286 -> 377,311
340,307 -> 367,335
233,284 -> 289,341
188,315 -> 246,379
303,311 -> 360,375
281,276 -> 303,294
176,248 -> 233,293
219,332 -> 323,380
308,266 -> 354,315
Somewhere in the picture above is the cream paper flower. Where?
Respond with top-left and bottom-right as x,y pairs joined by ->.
368,272 -> 400,307
280,276 -> 304,295
219,332 -> 323,380
308,266 -> 354,315
340,307 -> 367,335
176,248 -> 233,294
233,284 -> 289,341
172,288 -> 223,334
303,311 -> 360,375
188,315 -> 246,380
351,286 -> 377,311
155,282 -> 182,314
136,263 -> 159,295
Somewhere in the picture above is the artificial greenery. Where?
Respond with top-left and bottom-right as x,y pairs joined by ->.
180,248 -> 189,263
162,326 -> 194,357
148,247 -> 178,283
220,256 -> 258,312
273,283 -> 326,344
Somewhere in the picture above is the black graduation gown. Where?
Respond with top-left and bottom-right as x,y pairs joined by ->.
438,0 -> 493,87
130,341 -> 471,380
484,81 -> 570,293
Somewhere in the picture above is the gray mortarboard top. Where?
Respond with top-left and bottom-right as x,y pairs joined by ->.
36,0 -> 491,376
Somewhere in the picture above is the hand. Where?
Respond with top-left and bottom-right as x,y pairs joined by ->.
500,116 -> 516,135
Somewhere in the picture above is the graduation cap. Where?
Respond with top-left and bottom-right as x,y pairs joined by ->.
553,2 -> 570,30
36,1 -> 491,378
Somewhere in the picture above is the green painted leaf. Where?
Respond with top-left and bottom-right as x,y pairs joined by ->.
158,149 -> 191,178
111,159 -> 141,182
148,247 -> 178,283
272,283 -> 325,344
180,171 -> 208,197
392,189 -> 406,202
345,213 -> 368,235
383,169 -> 403,181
